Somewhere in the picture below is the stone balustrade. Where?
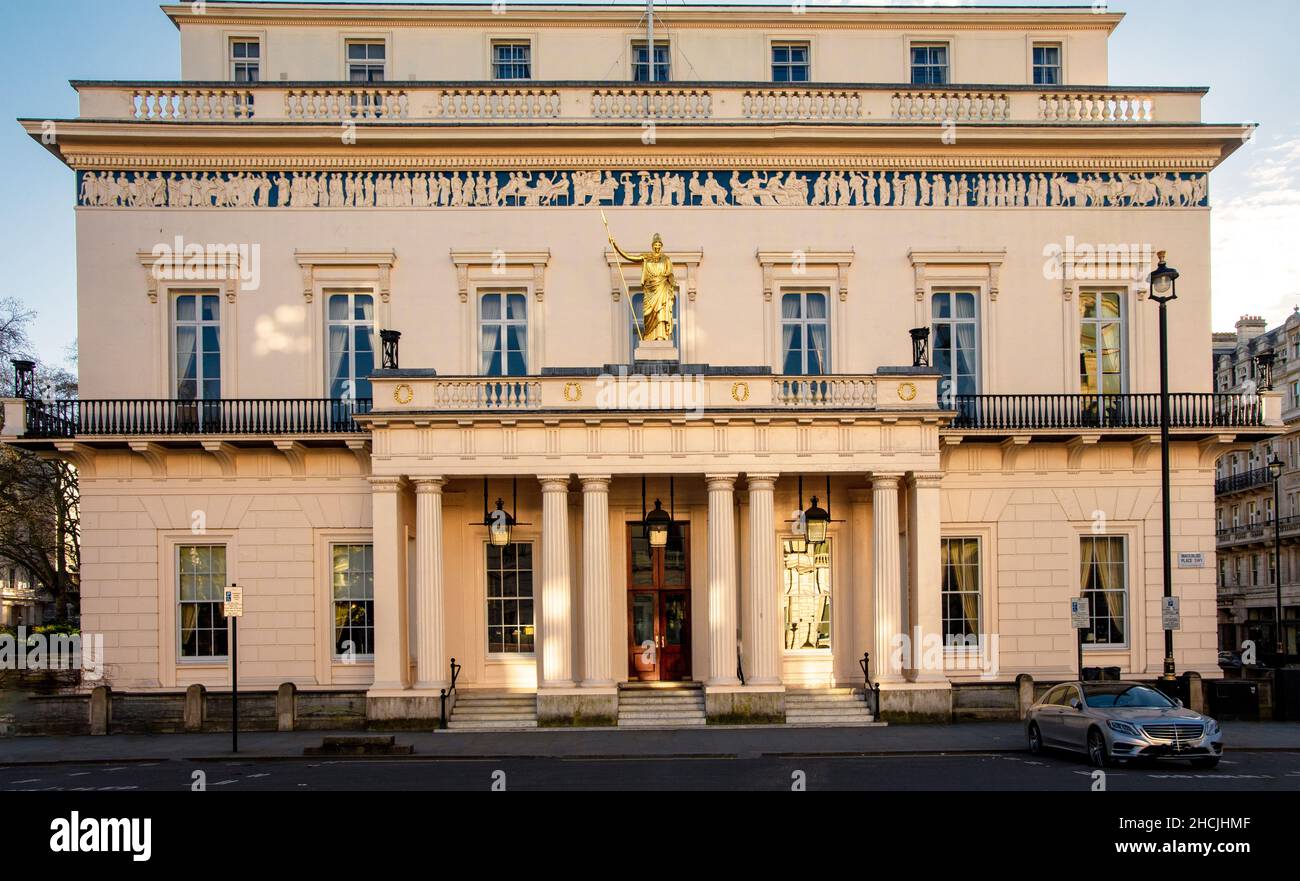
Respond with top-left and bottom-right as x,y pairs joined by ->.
75,82 -> 1205,124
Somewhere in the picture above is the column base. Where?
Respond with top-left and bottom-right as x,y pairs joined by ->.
703,683 -> 786,724
877,681 -> 953,724
537,686 -> 618,728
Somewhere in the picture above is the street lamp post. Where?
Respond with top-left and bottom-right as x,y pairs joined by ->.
1268,452 -> 1286,662
1148,251 -> 1180,680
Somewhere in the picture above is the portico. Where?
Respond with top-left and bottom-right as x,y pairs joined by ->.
358,368 -> 949,723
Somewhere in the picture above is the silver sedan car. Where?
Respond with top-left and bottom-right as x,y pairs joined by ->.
1025,681 -> 1223,768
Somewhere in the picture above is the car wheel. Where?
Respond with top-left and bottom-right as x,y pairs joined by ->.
1027,722 -> 1043,755
1087,728 -> 1111,768
1191,756 -> 1220,770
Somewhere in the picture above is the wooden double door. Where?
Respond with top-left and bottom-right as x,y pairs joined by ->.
626,522 -> 691,682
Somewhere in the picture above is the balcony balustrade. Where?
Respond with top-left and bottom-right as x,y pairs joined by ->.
1215,466 -> 1276,496
948,393 -> 1265,432
71,81 -> 1206,125
18,398 -> 371,438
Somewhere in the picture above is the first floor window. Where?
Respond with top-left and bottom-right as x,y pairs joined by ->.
174,292 -> 221,400
178,545 -> 228,659
487,542 -> 534,653
910,43 -> 949,85
326,292 -> 375,400
1032,43 -> 1062,85
772,42 -> 810,82
941,537 -> 982,642
1080,535 -> 1127,647
492,41 -> 532,79
479,291 -> 528,376
632,40 -> 670,82
332,543 -> 374,657
782,537 -> 831,650
780,290 -> 829,375
932,291 -> 980,400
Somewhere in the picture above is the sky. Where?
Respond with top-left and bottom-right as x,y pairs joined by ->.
3,0 -> 1298,364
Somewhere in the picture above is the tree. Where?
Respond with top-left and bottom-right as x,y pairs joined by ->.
0,297 -> 79,622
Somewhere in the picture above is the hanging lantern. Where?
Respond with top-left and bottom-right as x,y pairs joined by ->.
487,498 -> 514,547
645,499 -> 671,548
803,496 -> 830,544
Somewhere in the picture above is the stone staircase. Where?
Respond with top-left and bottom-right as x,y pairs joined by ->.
617,683 -> 707,727
447,690 -> 538,730
784,687 -> 877,726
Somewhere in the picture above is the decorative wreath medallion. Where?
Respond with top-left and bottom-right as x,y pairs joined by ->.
897,382 -> 918,402
563,381 -> 583,402
731,381 -> 751,402
393,383 -> 414,405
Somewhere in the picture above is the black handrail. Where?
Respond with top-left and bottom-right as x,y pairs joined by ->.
1215,467 -> 1276,495
860,651 -> 881,718
949,393 -> 1264,431
24,398 -> 372,438
736,645 -> 746,686
439,657 -> 462,731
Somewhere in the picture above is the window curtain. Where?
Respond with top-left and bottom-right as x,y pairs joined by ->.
807,294 -> 828,374
781,294 -> 801,372
179,604 -> 198,651
954,540 -> 980,632
1094,537 -> 1125,624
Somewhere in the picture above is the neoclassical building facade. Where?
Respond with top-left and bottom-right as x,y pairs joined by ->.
3,2 -> 1277,723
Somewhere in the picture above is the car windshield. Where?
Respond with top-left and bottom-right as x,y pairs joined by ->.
1083,685 -> 1175,709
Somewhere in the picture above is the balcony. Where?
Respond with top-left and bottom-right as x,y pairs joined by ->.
12,398 -> 371,439
947,393 -> 1268,433
71,81 -> 1207,125
1216,515 -> 1300,548
1215,467 -> 1276,496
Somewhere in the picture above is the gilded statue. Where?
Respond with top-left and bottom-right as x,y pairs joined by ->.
604,218 -> 678,343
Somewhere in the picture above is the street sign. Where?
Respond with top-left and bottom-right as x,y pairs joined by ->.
1177,552 -> 1205,569
223,585 -> 244,618
1162,596 -> 1181,631
1070,597 -> 1090,629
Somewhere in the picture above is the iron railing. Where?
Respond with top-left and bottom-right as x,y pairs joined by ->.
439,657 -> 462,731
1216,515 -> 1300,544
948,393 -> 1264,431
24,398 -> 372,438
1215,467 -> 1275,496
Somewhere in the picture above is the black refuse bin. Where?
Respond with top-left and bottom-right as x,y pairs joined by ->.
1207,679 -> 1261,721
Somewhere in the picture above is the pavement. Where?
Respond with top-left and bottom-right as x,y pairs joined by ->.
3,719 -> 1300,765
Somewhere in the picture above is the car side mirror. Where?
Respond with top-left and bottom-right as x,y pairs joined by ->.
1174,698 -> 1183,707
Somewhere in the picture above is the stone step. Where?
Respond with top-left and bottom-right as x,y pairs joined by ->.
453,698 -> 538,708
617,696 -> 705,707
451,710 -> 539,720
786,687 -> 860,696
447,719 -> 538,730
618,717 -> 707,727
618,707 -> 707,717
785,718 -> 878,727
786,694 -> 866,704
785,708 -> 873,719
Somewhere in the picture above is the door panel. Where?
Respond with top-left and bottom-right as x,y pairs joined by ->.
627,523 -> 691,681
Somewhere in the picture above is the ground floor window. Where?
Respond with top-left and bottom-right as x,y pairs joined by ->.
487,542 -> 534,653
941,537 -> 982,642
1080,535 -> 1127,647
782,537 -> 831,650
178,545 -> 228,659
332,543 -> 374,657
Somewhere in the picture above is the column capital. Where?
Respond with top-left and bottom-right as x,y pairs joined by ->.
412,476 -> 447,493
538,474 -> 572,492
705,473 -> 739,491
577,474 -> 613,490
909,471 -> 944,489
871,472 -> 904,491
745,472 -> 779,490
369,476 -> 406,493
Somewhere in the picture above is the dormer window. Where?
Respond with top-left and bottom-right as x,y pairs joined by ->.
347,41 -> 386,82
230,39 -> 260,83
1032,43 -> 1062,85
910,43 -> 949,85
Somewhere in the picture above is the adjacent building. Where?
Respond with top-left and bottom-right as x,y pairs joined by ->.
2,2 -> 1277,724
1214,315 -> 1300,659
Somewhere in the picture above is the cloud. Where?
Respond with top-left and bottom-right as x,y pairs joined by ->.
1212,133 -> 1300,330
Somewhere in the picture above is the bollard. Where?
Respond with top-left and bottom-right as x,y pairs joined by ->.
1015,673 -> 1035,720
277,682 -> 297,732
184,683 -> 206,732
89,685 -> 112,735
1185,671 -> 1204,714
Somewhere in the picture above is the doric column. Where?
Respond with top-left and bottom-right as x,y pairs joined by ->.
539,475 -> 574,687
908,472 -> 946,682
580,475 -> 613,687
707,473 -> 740,686
369,476 -> 409,692
413,477 -> 448,690
745,473 -> 780,685
872,473 -> 905,683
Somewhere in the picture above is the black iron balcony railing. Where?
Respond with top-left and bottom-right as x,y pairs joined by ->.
1216,515 -> 1300,544
1215,467 -> 1276,496
24,398 -> 372,438
948,393 -> 1264,431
